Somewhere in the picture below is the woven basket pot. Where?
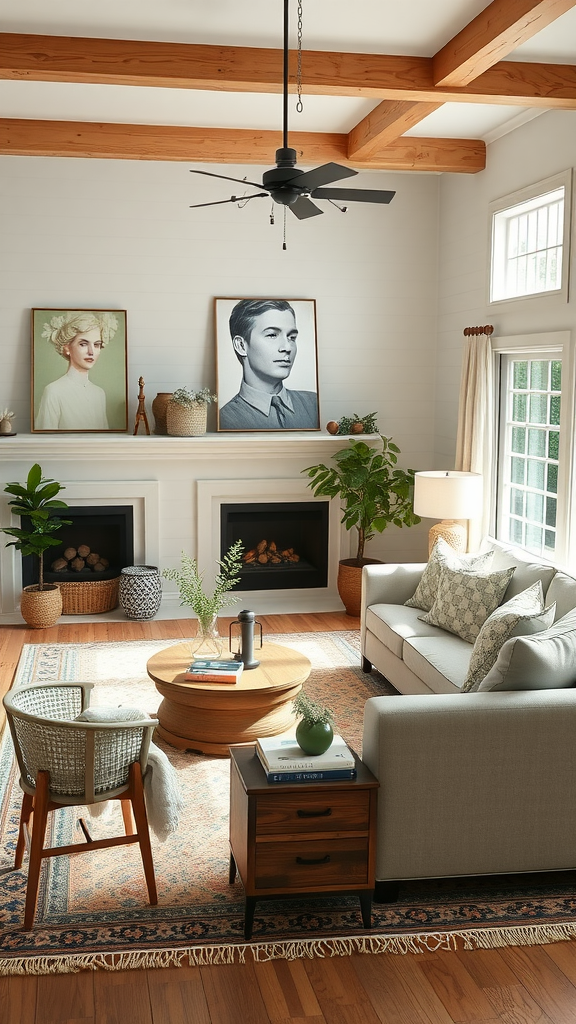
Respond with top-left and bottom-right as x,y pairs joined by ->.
20,584 -> 63,629
119,565 -> 162,620
166,400 -> 207,436
337,558 -> 382,617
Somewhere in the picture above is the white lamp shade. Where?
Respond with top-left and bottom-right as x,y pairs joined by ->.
413,471 -> 483,520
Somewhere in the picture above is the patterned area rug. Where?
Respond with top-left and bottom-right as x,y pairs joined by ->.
1,632 -> 576,975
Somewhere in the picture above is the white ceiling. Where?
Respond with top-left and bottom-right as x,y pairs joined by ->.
2,0 -> 576,144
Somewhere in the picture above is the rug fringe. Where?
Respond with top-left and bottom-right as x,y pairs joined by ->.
2,921 -> 576,975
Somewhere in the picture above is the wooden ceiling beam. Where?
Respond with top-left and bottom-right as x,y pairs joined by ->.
347,101 -> 443,160
0,119 -> 486,173
433,0 -> 576,87
2,34 -> 576,107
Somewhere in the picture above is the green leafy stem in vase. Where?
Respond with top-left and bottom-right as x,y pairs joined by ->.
162,539 -> 244,628
292,690 -> 335,727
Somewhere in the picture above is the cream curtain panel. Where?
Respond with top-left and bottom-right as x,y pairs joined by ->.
455,333 -> 494,551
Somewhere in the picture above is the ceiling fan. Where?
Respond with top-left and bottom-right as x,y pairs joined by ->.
189,0 -> 395,223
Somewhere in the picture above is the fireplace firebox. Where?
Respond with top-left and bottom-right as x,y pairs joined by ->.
221,501 -> 329,591
21,506 -> 135,587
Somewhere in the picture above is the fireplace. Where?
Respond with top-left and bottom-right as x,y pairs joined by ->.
221,501 -> 329,591
21,505 -> 135,587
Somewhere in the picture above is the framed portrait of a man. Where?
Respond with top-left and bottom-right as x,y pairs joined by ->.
215,297 -> 320,432
31,309 -> 128,433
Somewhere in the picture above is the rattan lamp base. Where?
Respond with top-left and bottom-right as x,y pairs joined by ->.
428,520 -> 467,556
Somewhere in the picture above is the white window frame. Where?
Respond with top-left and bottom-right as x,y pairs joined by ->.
487,170 -> 572,309
491,332 -> 575,568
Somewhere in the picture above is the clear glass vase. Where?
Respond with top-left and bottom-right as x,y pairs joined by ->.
188,614 -> 224,660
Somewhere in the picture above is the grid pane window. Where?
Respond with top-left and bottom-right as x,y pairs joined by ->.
491,186 -> 565,302
498,356 -> 561,558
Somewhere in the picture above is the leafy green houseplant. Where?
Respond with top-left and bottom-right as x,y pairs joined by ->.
292,691 -> 335,755
302,435 -> 420,615
162,540 -> 244,656
1,464 -> 71,627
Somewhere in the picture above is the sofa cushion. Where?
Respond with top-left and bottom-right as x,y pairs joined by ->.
478,607 -> 576,691
545,571 -> 576,622
404,537 -> 494,612
482,538 -> 556,602
403,635 -> 473,690
419,564 -> 516,644
461,582 -> 556,693
365,603 -> 450,659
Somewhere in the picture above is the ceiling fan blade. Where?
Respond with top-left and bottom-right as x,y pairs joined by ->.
190,168 -> 267,191
312,187 -> 396,205
290,196 -> 324,220
287,162 -> 358,192
190,194 -> 268,209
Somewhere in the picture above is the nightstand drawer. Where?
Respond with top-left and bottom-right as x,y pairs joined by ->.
255,837 -> 370,890
256,789 -> 370,835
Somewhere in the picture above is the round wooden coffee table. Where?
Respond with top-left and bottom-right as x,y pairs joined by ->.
146,641 -> 311,756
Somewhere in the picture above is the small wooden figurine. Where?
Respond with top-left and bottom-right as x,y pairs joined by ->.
133,376 -> 151,435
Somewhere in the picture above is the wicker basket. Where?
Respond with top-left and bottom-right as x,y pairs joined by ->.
58,576 -> 120,615
337,558 -> 382,617
166,400 -> 207,436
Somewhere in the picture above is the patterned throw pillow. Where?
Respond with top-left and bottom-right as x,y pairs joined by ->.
461,582 -> 556,692
404,537 -> 494,612
418,563 -> 516,644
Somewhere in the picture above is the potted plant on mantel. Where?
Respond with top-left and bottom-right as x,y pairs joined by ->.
1,464 -> 72,628
303,435 -> 420,616
162,540 -> 244,657
166,386 -> 217,437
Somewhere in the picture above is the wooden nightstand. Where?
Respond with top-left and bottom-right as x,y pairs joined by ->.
229,743 -> 379,939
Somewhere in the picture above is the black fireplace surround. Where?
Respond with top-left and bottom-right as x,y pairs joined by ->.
21,506 -> 135,587
221,501 -> 329,591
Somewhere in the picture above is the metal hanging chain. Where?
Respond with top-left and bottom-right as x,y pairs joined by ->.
296,0 -> 304,113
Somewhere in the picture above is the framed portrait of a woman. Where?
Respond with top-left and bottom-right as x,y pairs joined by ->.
215,297 -> 320,432
31,309 -> 128,433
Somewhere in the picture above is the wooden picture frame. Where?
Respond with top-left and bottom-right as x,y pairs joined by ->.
215,297 -> 320,432
31,309 -> 128,433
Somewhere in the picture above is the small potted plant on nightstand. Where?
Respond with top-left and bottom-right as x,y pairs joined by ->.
166,386 -> 217,436
293,691 -> 335,755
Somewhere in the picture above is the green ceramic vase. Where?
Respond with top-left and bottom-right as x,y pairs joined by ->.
295,719 -> 334,756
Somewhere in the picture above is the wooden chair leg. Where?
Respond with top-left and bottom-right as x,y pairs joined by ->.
24,772 -> 50,930
121,799 -> 135,835
129,762 -> 158,905
14,792 -> 34,869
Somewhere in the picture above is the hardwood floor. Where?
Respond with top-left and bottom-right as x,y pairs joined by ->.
2,612 -> 576,1023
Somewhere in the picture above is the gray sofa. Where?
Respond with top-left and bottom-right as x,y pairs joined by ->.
360,539 -> 576,891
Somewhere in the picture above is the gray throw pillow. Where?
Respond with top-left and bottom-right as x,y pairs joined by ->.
418,563 -> 516,644
477,607 -> 576,691
404,537 -> 494,612
461,582 -> 556,692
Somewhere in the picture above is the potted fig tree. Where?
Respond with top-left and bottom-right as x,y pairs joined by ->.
303,434 -> 420,616
1,463 -> 71,628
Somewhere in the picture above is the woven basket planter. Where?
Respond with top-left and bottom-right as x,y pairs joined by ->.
20,584 -> 63,629
337,558 -> 382,617
166,400 -> 207,436
58,576 -> 120,615
119,565 -> 162,620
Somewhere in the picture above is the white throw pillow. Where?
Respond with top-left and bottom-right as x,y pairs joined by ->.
461,582 -> 556,692
404,537 -> 494,612
418,563 -> 516,644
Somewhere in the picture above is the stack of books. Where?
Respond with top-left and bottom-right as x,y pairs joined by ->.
184,657 -> 244,683
256,732 -> 357,783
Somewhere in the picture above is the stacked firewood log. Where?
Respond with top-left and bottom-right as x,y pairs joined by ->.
51,545 -> 110,574
242,539 -> 300,566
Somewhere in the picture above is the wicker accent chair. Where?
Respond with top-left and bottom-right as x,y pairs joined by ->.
3,681 -> 159,930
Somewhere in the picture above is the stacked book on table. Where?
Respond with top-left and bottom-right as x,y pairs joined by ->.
184,658 -> 244,683
256,732 -> 357,783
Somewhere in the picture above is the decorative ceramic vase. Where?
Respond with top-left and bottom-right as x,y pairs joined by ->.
295,719 -> 334,756
0,417 -> 13,434
188,614 -> 224,659
20,584 -> 62,629
166,400 -> 208,437
119,565 -> 162,620
151,392 -> 173,435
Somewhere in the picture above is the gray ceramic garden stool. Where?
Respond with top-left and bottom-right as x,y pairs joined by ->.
119,565 -> 162,620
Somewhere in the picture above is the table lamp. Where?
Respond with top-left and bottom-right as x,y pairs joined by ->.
413,471 -> 483,555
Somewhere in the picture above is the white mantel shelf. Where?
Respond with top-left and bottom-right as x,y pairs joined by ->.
0,432 -> 379,462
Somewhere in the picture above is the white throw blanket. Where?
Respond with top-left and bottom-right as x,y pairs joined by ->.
76,706 -> 184,842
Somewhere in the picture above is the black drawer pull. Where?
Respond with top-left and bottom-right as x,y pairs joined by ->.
296,807 -> 332,818
296,854 -> 330,865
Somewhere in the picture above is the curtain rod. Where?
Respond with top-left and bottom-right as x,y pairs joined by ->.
463,325 -> 494,337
